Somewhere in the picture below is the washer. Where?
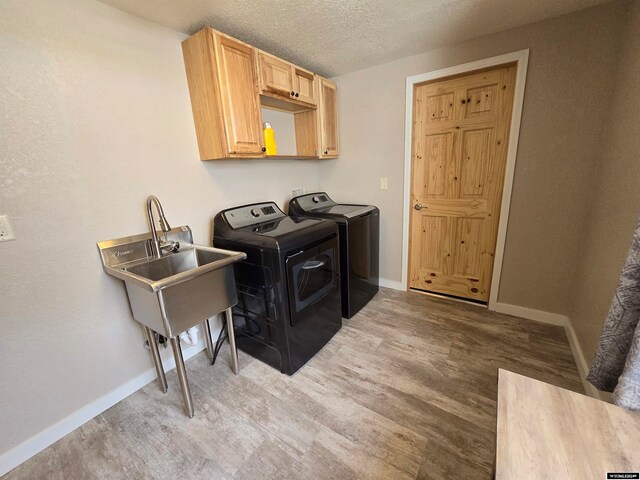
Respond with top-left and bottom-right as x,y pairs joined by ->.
289,192 -> 379,319
213,202 -> 342,375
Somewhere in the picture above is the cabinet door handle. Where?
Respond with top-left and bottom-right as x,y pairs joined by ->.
324,150 -> 328,155
261,147 -> 266,152
295,92 -> 299,97
414,203 -> 423,210
291,91 -> 295,96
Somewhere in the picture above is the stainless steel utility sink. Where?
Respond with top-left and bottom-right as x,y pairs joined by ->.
98,227 -> 246,339
98,197 -> 247,419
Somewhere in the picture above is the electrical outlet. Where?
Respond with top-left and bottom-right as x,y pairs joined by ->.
291,187 -> 304,197
0,215 -> 15,242
380,177 -> 388,191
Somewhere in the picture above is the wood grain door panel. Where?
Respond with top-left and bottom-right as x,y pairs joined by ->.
415,132 -> 452,197
461,128 -> 494,197
409,64 -> 516,302
214,33 -> 264,155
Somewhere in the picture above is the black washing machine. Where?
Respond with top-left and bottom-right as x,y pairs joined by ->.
289,192 -> 379,319
213,202 -> 342,375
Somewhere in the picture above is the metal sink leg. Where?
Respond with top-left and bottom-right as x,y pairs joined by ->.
225,307 -> 239,375
144,326 -> 168,393
203,318 -> 215,363
170,336 -> 194,418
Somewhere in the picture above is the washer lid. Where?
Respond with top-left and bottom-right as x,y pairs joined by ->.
214,201 -> 336,251
321,204 -> 377,218
290,192 -> 377,219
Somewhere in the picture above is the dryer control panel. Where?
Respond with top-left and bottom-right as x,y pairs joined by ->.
293,192 -> 335,212
221,202 -> 286,229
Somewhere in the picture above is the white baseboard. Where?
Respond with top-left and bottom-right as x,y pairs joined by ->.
493,302 -> 567,326
413,289 -> 488,308
379,278 -> 404,290
493,302 -> 601,400
564,318 -> 601,400
0,339 -> 207,477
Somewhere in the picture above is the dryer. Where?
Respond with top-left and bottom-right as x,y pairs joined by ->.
289,192 -> 379,318
213,202 -> 342,375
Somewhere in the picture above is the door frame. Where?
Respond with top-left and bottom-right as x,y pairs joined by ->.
401,49 -> 529,310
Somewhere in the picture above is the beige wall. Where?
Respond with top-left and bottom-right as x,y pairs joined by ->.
0,0 -> 321,457
0,0 -> 635,465
320,2 -> 625,314
571,0 -> 640,365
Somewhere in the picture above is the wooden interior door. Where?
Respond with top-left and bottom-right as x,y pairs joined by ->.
214,33 -> 264,155
318,77 -> 339,157
409,64 -> 517,302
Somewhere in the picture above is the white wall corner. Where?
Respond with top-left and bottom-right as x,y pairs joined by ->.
564,318 -> 602,400
379,278 -> 405,290
0,340 -> 208,477
494,302 -> 601,400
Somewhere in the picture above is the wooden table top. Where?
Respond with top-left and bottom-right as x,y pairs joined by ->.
496,369 -> 640,479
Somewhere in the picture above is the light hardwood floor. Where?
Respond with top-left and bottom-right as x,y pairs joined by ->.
4,289 -> 583,480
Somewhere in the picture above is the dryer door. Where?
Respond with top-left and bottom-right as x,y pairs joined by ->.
285,235 -> 339,326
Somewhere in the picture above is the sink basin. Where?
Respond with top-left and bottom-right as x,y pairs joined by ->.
125,248 -> 229,282
98,227 -> 246,338
119,245 -> 244,292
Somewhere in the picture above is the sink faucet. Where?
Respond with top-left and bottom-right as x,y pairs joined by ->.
146,195 -> 179,257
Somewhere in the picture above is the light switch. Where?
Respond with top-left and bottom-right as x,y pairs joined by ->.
0,215 -> 15,242
380,177 -> 388,191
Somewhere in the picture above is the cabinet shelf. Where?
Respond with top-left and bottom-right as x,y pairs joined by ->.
265,155 -> 318,160
260,94 -> 315,113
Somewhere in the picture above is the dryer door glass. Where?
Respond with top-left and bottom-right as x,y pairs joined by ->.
286,237 -> 339,326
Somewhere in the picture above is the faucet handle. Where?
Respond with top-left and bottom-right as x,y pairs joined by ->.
160,240 -> 180,254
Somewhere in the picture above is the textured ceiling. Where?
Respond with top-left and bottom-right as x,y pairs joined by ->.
99,0 -> 612,77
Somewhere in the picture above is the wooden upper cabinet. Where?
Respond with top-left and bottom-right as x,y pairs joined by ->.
258,50 -> 317,108
182,28 -> 264,160
213,33 -> 264,156
182,27 -> 336,160
318,77 -> 339,158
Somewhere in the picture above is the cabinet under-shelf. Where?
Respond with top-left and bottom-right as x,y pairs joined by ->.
264,154 -> 319,160
260,94 -> 315,113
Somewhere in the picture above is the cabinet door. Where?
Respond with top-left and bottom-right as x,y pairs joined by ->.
258,52 -> 293,97
292,67 -> 317,106
214,33 -> 264,155
318,77 -> 339,157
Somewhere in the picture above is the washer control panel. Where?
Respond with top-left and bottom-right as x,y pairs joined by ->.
223,202 -> 285,229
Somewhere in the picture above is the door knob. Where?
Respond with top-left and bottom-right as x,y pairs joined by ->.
414,203 -> 423,210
